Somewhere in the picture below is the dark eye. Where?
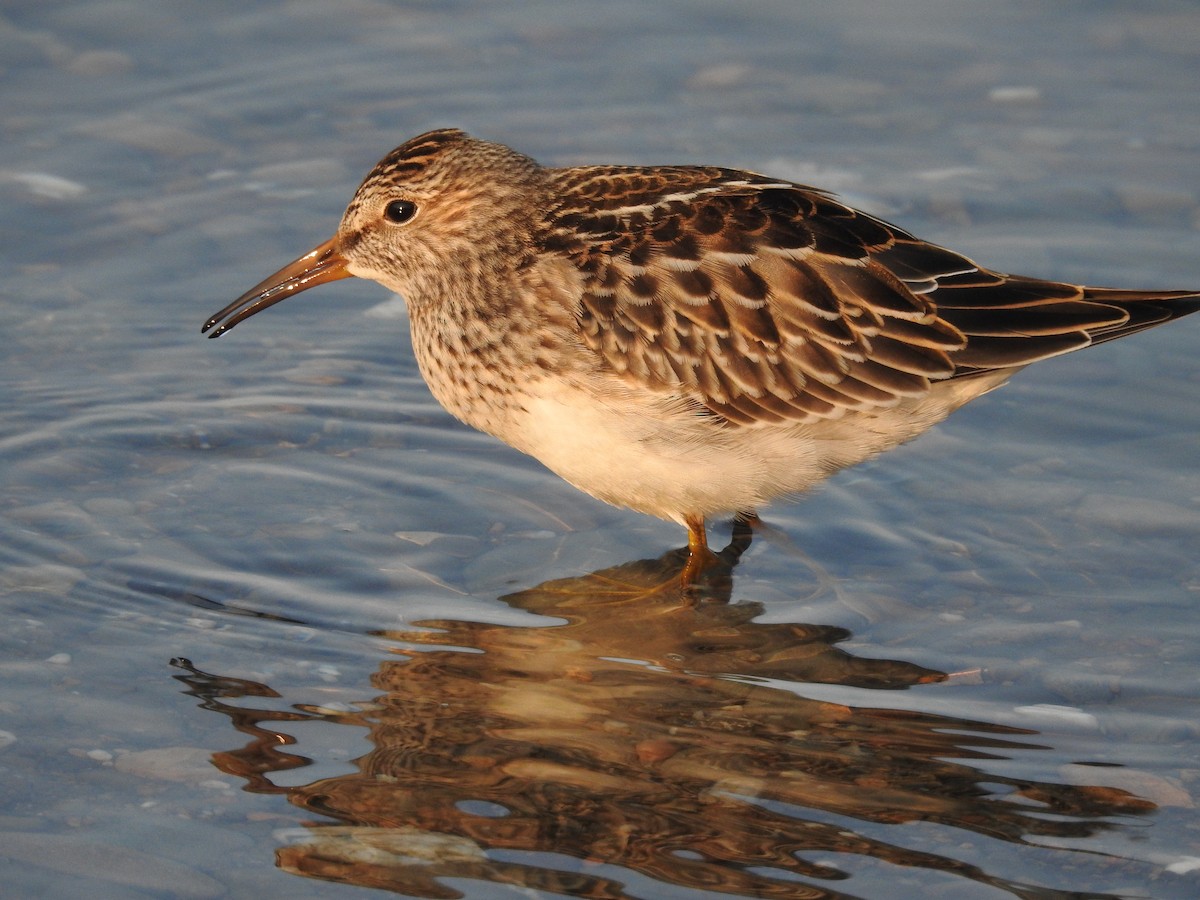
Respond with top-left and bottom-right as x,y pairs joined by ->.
384,199 -> 418,224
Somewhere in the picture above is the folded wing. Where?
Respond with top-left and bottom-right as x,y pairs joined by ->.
549,167 -> 1200,426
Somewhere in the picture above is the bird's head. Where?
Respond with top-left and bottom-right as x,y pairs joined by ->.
203,129 -> 544,337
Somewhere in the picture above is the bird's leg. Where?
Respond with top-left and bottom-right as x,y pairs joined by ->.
681,514 -> 720,586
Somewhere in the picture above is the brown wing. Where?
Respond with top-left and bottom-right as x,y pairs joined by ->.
548,166 -> 1200,425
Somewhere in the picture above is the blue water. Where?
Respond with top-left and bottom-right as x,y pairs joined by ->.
2,1 -> 1199,897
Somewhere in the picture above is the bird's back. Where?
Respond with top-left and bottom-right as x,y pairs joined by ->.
544,164 -> 1200,429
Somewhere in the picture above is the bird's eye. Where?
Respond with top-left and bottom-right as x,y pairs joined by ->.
384,199 -> 418,224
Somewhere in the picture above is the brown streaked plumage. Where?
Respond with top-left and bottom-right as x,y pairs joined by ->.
204,128 -> 1200,585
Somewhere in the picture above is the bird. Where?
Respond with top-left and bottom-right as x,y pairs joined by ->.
204,128 -> 1200,585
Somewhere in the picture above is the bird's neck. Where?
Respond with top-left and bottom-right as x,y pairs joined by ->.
405,266 -> 582,440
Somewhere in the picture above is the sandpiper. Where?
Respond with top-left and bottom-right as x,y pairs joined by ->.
205,129 -> 1199,584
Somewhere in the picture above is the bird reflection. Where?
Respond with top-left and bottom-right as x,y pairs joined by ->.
173,526 -> 1154,899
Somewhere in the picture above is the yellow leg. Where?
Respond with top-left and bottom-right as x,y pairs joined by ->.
680,515 -> 720,586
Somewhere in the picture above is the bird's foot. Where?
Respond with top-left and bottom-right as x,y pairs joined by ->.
680,544 -> 721,588
680,514 -> 721,588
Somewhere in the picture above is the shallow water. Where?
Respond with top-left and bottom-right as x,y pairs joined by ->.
2,1 -> 1200,897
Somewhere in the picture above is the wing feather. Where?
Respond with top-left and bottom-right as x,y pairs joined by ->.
549,166 -> 1199,425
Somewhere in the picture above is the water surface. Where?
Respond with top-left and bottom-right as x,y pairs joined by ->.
2,2 -> 1199,897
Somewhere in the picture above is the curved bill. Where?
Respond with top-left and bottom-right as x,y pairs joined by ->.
202,236 -> 353,338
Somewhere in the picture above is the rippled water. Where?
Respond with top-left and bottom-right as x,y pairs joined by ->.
3,2 -> 1199,897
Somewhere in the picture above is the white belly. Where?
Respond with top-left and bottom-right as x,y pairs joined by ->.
502,371 -> 1013,522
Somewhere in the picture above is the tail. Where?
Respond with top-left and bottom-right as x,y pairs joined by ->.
1080,287 -> 1200,345
930,275 -> 1200,376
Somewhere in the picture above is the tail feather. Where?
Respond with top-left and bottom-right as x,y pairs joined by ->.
1082,287 -> 1200,345
936,277 -> 1200,375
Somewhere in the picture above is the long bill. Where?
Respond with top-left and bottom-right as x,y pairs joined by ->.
202,236 -> 354,338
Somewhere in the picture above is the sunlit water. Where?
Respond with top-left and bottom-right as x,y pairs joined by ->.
2,2 -> 1199,898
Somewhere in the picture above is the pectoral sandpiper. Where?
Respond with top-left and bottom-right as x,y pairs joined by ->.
205,129 -> 1199,584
